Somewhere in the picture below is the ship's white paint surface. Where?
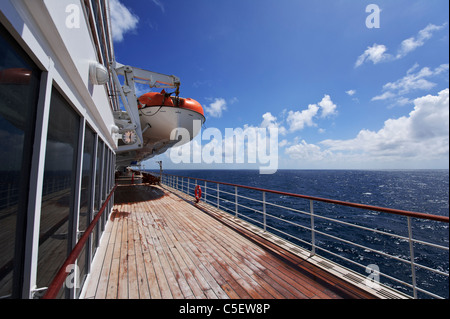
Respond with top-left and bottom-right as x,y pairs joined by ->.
2,0 -> 116,150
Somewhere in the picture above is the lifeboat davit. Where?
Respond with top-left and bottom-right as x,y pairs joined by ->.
134,90 -> 205,162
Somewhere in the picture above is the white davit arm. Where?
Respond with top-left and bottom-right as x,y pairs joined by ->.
114,62 -> 180,91
110,61 -> 181,153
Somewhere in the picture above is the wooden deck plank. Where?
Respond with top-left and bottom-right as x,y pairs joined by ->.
92,232 -> 115,299
126,205 -> 139,299
147,200 -> 211,298
161,198 -> 262,299
171,195 -> 307,299
105,214 -> 123,299
166,200 -> 275,299
130,204 -> 151,299
134,203 -> 162,298
82,183 -> 376,299
139,202 -> 181,298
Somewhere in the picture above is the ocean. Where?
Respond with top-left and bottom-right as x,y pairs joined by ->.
153,169 -> 449,299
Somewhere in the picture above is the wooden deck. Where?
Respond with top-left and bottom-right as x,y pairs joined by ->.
81,182 -> 376,299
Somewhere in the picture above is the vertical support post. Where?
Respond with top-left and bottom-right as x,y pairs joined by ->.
407,216 -> 417,299
310,200 -> 315,256
217,184 -> 220,208
235,186 -> 238,217
263,191 -> 266,232
157,161 -> 162,183
194,179 -> 198,200
204,180 -> 207,204
187,178 -> 190,196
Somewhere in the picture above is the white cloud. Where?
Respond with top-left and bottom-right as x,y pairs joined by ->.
383,63 -> 448,94
355,44 -> 392,67
204,98 -> 227,118
322,88 -> 449,161
287,104 -> 319,132
372,63 -> 449,103
285,140 -> 331,161
318,94 -> 337,117
371,91 -> 396,101
346,90 -> 356,96
286,95 -> 337,132
151,0 -> 165,13
397,23 -> 447,59
109,0 -> 139,42
283,89 -> 449,168
261,112 -> 287,135
355,23 -> 447,67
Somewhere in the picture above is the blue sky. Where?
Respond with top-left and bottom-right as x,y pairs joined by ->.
111,0 -> 449,170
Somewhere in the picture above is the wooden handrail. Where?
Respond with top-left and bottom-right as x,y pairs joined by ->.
162,173 -> 449,223
42,184 -> 117,299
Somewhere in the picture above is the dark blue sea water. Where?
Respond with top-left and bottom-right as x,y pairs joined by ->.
151,169 -> 449,299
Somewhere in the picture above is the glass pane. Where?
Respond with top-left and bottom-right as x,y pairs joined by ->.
91,139 -> 103,256
76,125 -> 95,296
37,89 -> 80,297
0,24 -> 40,298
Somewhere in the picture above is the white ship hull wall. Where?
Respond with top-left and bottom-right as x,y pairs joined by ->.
1,0 -> 117,149
1,0 -> 117,298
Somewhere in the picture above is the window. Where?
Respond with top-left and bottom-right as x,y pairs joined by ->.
0,23 -> 40,298
37,88 -> 80,298
92,139 -> 104,255
76,125 -> 96,296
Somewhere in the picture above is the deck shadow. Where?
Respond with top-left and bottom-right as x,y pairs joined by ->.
114,185 -> 165,204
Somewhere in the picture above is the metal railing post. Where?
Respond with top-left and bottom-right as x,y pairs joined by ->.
407,216 -> 417,298
263,191 -> 266,232
187,178 -> 190,196
235,186 -> 238,217
217,184 -> 220,208
310,200 -> 316,256
204,180 -> 207,203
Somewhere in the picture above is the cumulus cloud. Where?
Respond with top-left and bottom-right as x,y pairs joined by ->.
284,89 -> 449,166
285,140 -> 331,161
261,112 -> 287,135
346,90 -> 356,96
287,104 -> 319,132
204,98 -> 227,118
321,88 -> 449,161
318,94 -> 337,117
109,0 -> 139,42
355,23 -> 447,67
286,94 -> 337,132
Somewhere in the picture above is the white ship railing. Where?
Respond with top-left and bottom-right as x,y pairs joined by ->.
156,172 -> 449,299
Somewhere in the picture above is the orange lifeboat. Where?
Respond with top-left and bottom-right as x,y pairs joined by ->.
174,97 -> 204,116
138,90 -> 204,117
132,89 -> 206,164
138,90 -> 174,108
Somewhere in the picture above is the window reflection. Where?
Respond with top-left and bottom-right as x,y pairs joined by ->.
37,88 -> 80,297
92,140 -> 103,256
0,24 -> 40,298
76,125 -> 95,296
